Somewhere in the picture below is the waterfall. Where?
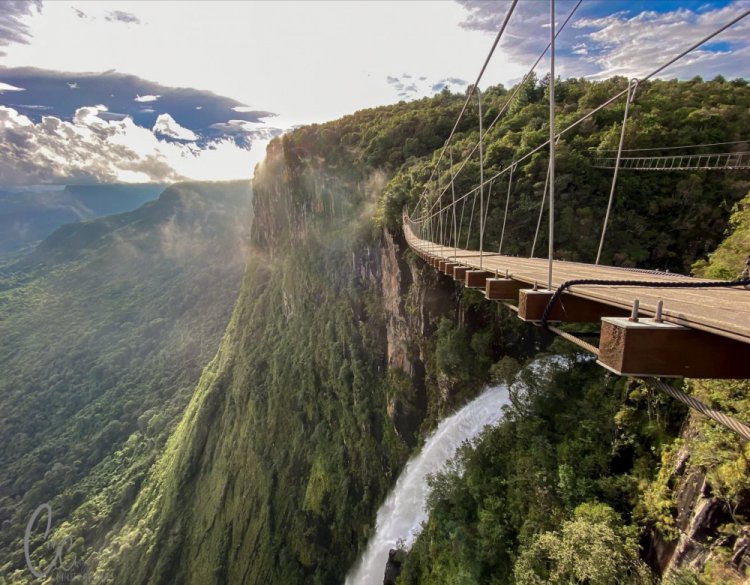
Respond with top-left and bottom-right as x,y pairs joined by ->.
345,383 -> 511,585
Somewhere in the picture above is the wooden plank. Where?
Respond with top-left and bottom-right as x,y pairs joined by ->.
453,266 -> 468,282
443,262 -> 458,276
404,224 -> 750,345
598,317 -> 750,379
518,289 -> 631,322
485,278 -> 529,301
466,270 -> 493,289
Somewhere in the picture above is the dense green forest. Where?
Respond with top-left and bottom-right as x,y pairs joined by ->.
4,75 -> 749,584
0,181 -> 251,582
379,75 -> 750,272
80,74 -> 750,585
396,198 -> 750,584
389,77 -> 750,584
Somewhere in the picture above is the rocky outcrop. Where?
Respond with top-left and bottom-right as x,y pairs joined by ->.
383,548 -> 407,585
379,227 -> 459,442
381,228 -> 414,376
657,426 -> 749,581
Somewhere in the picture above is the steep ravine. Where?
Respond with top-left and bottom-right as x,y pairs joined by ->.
95,78 -> 750,584
95,140 -> 490,584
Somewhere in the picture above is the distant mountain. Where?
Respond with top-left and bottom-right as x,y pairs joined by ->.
0,183 -> 165,253
0,181 -> 252,579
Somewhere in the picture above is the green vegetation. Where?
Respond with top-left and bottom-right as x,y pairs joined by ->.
396,355 -> 686,584
0,183 -> 164,253
5,74 -> 749,584
381,75 -> 750,273
0,181 -> 251,582
693,193 -> 750,279
393,77 -> 750,584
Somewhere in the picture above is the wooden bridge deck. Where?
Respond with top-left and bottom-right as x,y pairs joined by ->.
404,224 -> 750,346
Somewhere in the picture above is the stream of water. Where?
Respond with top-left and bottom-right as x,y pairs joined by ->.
345,383 -> 511,585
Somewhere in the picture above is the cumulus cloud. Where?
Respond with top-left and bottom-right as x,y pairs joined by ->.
387,72 -> 469,99
0,67 -> 279,146
571,3 -> 750,80
104,10 -> 140,25
0,105 -> 179,184
454,0 -> 750,81
456,0 -> 515,32
0,67 -> 283,184
209,119 -> 282,147
0,0 -> 42,56
152,113 -> 198,141
0,105 -> 268,184
134,94 -> 160,102
0,81 -> 25,92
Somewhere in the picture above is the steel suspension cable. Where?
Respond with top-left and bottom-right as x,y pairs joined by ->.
596,78 -> 638,265
499,164 -> 515,254
644,378 -> 750,442
478,87 -> 486,269
413,6 -> 750,227
414,0 -> 583,222
531,155 -> 552,257
465,189 -> 478,250
450,146 -> 458,260
410,0 -> 519,218
548,0 -> 556,290
458,189 -> 467,253
482,179 -> 494,249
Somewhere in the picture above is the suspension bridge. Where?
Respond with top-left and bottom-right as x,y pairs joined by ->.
402,1 -> 750,438
592,151 -> 750,171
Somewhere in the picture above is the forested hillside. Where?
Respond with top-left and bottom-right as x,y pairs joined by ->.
0,181 -> 251,582
0,184 -> 165,253
85,74 -> 750,585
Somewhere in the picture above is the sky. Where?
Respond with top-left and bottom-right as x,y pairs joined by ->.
0,0 -> 748,185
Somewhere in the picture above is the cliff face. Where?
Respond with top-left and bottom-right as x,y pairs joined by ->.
90,78 -> 750,585
95,108 -> 470,584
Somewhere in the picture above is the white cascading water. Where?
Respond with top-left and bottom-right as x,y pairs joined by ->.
344,383 -> 511,585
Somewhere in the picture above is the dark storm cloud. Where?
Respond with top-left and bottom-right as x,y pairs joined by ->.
0,66 -> 279,146
0,0 -> 42,56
